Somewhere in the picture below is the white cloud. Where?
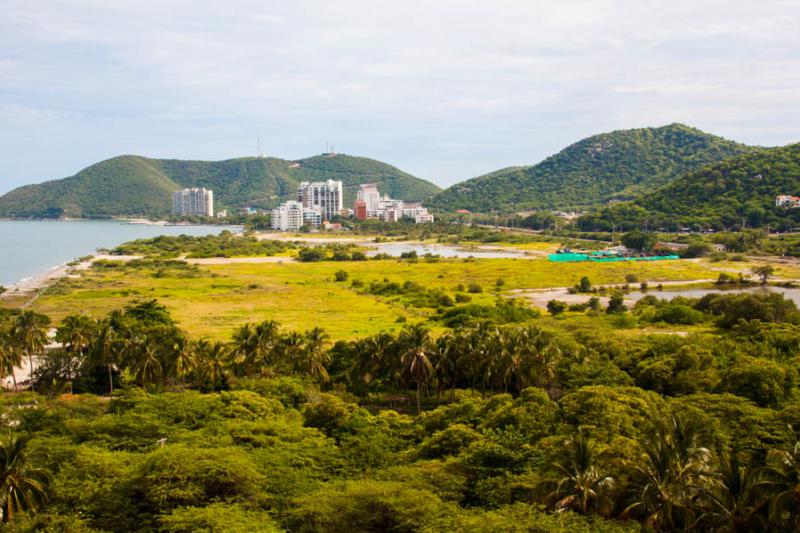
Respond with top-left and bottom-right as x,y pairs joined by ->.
0,0 -> 799,191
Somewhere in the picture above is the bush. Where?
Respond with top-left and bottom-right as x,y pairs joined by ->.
455,293 -> 472,303
467,283 -> 483,294
298,248 -> 326,262
719,357 -> 794,407
547,300 -> 568,316
652,304 -> 705,325
334,270 -> 348,282
606,292 -> 627,314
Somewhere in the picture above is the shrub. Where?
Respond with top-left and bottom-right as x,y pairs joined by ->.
606,292 -> 627,314
547,300 -> 568,316
334,270 -> 348,282
467,283 -> 483,294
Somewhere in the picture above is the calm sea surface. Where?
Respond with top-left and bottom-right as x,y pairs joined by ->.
0,220 -> 234,286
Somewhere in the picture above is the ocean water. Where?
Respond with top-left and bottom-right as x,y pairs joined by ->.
0,220 -> 234,286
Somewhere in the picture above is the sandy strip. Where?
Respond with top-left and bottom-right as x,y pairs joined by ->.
1,254 -> 142,301
254,232 -> 372,244
185,256 -> 296,265
512,279 -> 717,308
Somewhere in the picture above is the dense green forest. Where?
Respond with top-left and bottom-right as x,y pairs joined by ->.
3,280 -> 800,530
428,124 -> 753,214
581,143 -> 800,232
0,154 -> 440,219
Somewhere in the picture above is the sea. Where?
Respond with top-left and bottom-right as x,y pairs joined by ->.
0,220 -> 235,286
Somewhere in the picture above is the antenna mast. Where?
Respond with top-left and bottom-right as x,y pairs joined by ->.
257,129 -> 261,158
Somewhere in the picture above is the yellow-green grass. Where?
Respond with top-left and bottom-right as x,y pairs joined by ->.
23,255 -> 792,341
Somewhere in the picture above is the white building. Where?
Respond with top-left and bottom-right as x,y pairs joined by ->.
271,200 -> 323,231
357,183 -> 381,217
172,188 -> 214,217
352,183 -> 434,224
776,195 -> 800,208
402,203 -> 435,223
298,180 -> 343,221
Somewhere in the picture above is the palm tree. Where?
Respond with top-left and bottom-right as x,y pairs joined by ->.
399,324 -> 434,414
55,314 -> 96,393
11,311 -> 50,392
299,327 -> 330,386
231,320 -> 281,376
545,429 -> 615,515
194,340 -> 230,390
0,434 -> 47,523
702,451 -> 764,532
754,441 -> 800,530
621,414 -> 714,531
170,338 -> 197,386
0,322 -> 22,392
430,334 -> 456,402
89,318 -> 118,394
129,339 -> 163,387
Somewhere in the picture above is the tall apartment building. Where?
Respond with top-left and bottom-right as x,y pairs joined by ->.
356,183 -> 381,218
298,180 -> 343,221
271,200 -> 323,231
172,188 -> 214,217
352,183 -> 434,224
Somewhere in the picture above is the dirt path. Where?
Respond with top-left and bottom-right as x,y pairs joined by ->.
184,256 -> 296,265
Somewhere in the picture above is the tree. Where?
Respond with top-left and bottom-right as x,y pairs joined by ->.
544,429 -> 615,515
755,441 -> 800,530
88,317 -> 118,394
194,340 -> 231,391
622,414 -> 714,531
578,276 -> 592,293
0,321 -> 22,392
299,327 -> 331,385
751,265 -> 775,285
547,300 -> 568,316
399,324 -> 434,414
0,434 -> 47,523
55,314 -> 96,393
701,452 -> 763,532
606,292 -> 627,314
11,311 -> 50,392
621,230 -> 657,253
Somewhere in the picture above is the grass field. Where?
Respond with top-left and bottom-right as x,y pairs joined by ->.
21,253 -> 797,341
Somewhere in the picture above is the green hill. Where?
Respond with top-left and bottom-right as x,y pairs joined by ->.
0,154 -> 441,219
582,143 -> 800,231
428,124 -> 753,213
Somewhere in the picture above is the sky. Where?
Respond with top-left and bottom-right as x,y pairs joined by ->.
1,0 -> 799,194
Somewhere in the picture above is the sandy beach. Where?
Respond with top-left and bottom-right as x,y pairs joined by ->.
1,254 -> 142,303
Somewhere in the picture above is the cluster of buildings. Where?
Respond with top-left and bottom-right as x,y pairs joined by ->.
172,188 -> 214,218
776,195 -> 800,209
271,180 -> 343,231
172,180 -> 433,230
354,183 -> 434,223
270,180 -> 433,231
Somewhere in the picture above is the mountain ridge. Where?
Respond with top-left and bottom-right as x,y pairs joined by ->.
0,153 -> 442,219
428,123 -> 756,213
581,143 -> 800,230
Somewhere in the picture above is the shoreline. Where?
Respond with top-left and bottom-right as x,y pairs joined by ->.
1,253 -> 143,304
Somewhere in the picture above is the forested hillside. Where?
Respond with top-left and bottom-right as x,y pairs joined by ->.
581,143 -> 800,231
429,124 -> 753,213
0,154 -> 441,219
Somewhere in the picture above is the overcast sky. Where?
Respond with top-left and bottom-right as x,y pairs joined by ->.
1,0 -> 799,194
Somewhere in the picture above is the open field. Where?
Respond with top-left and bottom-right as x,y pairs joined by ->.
17,252 -> 798,341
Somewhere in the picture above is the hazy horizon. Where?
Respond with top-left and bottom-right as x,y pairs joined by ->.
2,1 -> 799,194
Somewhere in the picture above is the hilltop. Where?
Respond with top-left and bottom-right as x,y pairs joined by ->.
582,143 -> 800,231
428,124 -> 753,213
0,154 -> 441,219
